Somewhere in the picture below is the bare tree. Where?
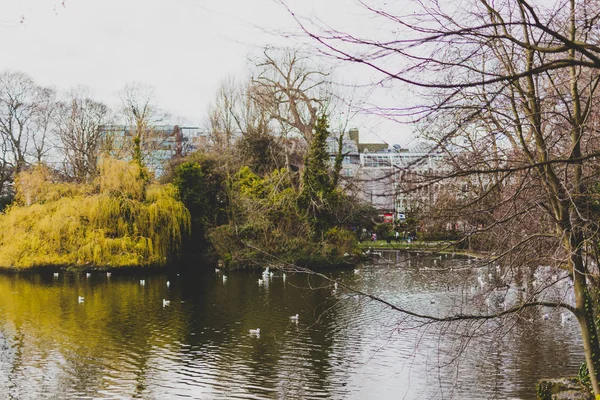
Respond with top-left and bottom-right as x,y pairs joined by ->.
251,47 -> 330,144
0,70 -> 55,193
30,86 -> 56,163
290,0 -> 600,395
206,76 -> 295,174
119,82 -> 168,172
207,77 -> 241,150
54,88 -> 110,182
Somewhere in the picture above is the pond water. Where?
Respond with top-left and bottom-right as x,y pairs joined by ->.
0,252 -> 583,399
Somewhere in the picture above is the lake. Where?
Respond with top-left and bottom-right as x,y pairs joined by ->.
0,252 -> 583,399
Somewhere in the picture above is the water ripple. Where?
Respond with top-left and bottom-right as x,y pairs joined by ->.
0,259 -> 585,399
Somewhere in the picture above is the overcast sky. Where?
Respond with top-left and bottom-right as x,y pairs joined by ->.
0,0 -> 415,144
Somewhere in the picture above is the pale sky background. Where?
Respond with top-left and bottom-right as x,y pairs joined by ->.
0,0 -> 416,145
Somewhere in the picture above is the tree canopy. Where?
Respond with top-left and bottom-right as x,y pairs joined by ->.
0,158 -> 190,268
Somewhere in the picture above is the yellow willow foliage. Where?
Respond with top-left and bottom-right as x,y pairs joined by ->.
0,159 -> 190,269
15,164 -> 90,206
97,157 -> 145,200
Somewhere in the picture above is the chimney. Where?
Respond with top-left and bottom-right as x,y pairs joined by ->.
349,128 -> 359,144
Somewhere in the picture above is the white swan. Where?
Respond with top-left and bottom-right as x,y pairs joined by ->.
86,273 -> 91,278
140,279 -> 145,286
106,272 -> 111,277
166,281 -> 170,288
258,278 -> 263,285
163,299 -> 170,307
249,328 -> 260,335
53,273 -> 59,278
290,314 -> 299,322
262,267 -> 270,276
78,296 -> 84,303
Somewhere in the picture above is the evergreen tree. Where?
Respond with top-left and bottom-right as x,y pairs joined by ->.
298,114 -> 338,238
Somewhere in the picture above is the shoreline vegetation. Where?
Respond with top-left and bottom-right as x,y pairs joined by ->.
0,115 -> 373,271
0,150 -> 472,272
168,115 -> 371,271
0,158 -> 190,270
356,240 -> 482,258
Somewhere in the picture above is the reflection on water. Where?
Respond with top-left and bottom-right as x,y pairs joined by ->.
0,253 -> 583,399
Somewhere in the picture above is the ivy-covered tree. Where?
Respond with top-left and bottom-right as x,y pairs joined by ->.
298,114 -> 339,238
168,153 -> 228,257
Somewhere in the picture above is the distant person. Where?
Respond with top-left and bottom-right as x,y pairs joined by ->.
395,231 -> 400,243
359,231 -> 366,243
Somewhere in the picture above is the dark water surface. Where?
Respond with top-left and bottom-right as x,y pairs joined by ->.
0,252 -> 583,399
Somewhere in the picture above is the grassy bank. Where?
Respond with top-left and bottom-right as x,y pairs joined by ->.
357,240 -> 481,257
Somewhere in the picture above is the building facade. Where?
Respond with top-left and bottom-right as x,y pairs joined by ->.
327,129 -> 443,220
99,125 -> 209,177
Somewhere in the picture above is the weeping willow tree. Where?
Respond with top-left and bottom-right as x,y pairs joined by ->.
0,158 -> 190,269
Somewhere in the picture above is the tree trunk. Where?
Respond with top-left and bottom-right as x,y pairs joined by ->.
568,233 -> 600,395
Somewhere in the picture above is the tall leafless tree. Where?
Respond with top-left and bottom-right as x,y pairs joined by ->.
54,88 -> 110,182
0,71 -> 55,195
207,77 -> 241,150
251,47 -> 330,144
207,75 -> 301,175
119,82 -> 169,174
290,0 -> 600,395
